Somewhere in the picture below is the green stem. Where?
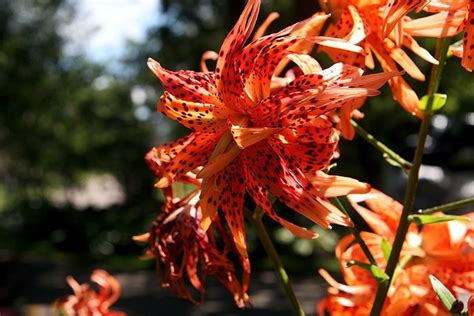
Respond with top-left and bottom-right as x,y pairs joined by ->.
421,197 -> 474,215
251,207 -> 305,316
330,197 -> 377,266
351,120 -> 412,172
370,37 -> 451,316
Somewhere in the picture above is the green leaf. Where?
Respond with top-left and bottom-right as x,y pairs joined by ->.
346,261 -> 389,284
369,265 -> 389,283
408,214 -> 470,225
419,93 -> 447,111
381,238 -> 391,261
382,153 -> 402,168
429,275 -> 456,312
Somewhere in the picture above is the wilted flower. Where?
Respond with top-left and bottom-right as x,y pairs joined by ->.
318,189 -> 474,315
140,151 -> 250,307
53,269 -> 125,316
147,0 -> 393,271
318,0 -> 439,130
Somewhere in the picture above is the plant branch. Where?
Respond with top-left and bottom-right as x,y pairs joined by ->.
251,207 -> 305,316
421,197 -> 474,215
330,197 -> 377,266
370,36 -> 452,316
351,120 -> 412,172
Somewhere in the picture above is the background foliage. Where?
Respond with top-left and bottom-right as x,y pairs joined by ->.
0,0 -> 473,309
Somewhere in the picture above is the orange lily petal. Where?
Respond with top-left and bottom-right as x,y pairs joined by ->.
319,269 -> 372,294
198,176 -> 220,232
279,116 -> 337,144
231,126 -> 281,149
383,0 -> 426,37
244,142 -> 349,228
420,218 -> 469,257
403,34 -> 439,65
215,169 -> 252,295
147,58 -> 220,105
385,40 -> 426,81
250,185 -> 319,238
368,33 -> 424,118
273,13 -> 329,76
319,8 -> 366,68
132,232 -> 150,242
200,50 -> 219,73
404,10 -> 466,37
268,134 -> 338,173
348,189 -> 404,239
306,171 -> 371,197
158,92 -> 231,131
347,5 -> 367,44
286,53 -> 322,74
462,6 -> 474,72
216,0 -> 260,113
196,143 -> 241,179
154,131 -> 224,188
253,12 -> 280,40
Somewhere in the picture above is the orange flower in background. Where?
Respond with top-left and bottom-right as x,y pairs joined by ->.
138,155 -> 250,307
54,269 -> 125,316
147,0 -> 395,272
348,189 -> 419,243
383,0 -> 474,72
318,189 -> 474,315
318,0 -> 439,127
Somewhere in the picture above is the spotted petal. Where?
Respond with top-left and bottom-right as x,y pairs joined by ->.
153,131 -> 224,188
244,142 -> 349,228
148,58 -> 220,105
215,0 -> 260,113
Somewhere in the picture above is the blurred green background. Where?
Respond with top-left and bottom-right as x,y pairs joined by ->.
0,0 -> 473,314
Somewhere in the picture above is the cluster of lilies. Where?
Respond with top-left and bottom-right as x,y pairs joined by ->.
54,0 -> 473,315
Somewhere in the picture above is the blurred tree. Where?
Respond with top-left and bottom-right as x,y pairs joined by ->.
0,0 -> 156,264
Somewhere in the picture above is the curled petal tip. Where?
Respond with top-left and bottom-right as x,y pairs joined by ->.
132,233 -> 150,242
147,57 -> 158,65
147,58 -> 162,74
138,252 -> 155,260
155,177 -> 171,188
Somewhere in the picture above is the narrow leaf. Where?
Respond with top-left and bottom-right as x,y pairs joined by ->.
346,260 -> 389,284
370,265 -> 389,283
419,93 -> 447,111
408,214 -> 470,225
381,238 -> 391,261
429,275 -> 456,312
383,153 -> 402,168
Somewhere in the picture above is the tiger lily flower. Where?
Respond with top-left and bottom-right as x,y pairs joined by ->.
318,0 -> 439,125
383,0 -> 474,72
147,0 -> 394,277
347,189 -> 419,243
53,270 -> 125,316
318,189 -> 474,315
144,139 -> 370,307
